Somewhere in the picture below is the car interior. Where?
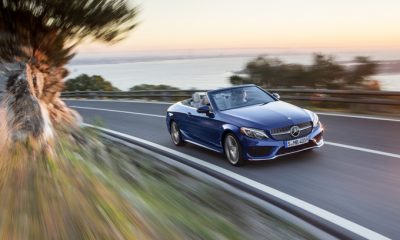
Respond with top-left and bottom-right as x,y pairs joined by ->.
182,92 -> 209,108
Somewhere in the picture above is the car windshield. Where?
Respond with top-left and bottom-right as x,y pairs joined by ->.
209,86 -> 276,111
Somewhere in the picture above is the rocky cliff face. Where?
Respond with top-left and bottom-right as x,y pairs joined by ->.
0,62 -> 79,144
5,68 -> 47,140
0,75 -> 5,93
0,63 -> 20,93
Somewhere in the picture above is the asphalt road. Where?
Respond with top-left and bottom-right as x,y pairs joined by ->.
66,99 -> 400,239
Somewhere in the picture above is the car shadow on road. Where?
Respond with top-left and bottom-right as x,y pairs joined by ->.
170,141 -> 323,170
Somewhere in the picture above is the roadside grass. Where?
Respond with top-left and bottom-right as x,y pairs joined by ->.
0,128 -> 318,239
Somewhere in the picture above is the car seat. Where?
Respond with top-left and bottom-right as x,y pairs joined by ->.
191,92 -> 205,108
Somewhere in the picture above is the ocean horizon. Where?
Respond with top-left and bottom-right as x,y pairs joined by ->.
67,51 -> 400,91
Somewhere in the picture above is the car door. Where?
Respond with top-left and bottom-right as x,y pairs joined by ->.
174,105 -> 198,141
189,107 -> 223,151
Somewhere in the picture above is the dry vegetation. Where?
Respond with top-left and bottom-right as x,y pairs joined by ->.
0,126 -> 318,240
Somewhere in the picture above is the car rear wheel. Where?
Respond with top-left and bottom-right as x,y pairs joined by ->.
224,133 -> 245,166
170,121 -> 184,146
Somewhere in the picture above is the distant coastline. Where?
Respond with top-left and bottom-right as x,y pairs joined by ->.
69,53 -> 258,66
67,52 -> 400,91
70,52 -> 400,75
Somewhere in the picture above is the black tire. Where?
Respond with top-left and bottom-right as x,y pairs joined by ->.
170,121 -> 185,146
223,133 -> 245,166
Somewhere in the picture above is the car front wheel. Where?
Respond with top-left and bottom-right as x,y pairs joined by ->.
170,121 -> 184,146
224,133 -> 245,166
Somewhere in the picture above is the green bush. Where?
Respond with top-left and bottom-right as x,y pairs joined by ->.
64,74 -> 120,91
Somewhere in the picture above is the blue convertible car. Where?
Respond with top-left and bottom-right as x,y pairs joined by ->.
166,85 -> 324,166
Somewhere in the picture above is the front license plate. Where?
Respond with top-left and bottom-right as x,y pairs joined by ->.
285,136 -> 309,148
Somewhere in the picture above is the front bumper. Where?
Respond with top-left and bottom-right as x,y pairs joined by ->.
241,125 -> 324,161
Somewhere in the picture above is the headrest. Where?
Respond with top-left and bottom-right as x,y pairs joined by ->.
192,92 -> 205,102
201,95 -> 209,105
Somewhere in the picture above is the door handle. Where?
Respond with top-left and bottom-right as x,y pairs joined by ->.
187,112 -> 192,117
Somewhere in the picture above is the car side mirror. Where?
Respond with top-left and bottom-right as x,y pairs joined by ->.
272,93 -> 280,100
197,105 -> 210,114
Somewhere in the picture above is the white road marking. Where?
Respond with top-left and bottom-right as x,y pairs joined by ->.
326,141 -> 400,159
70,106 -> 166,118
84,123 -> 390,240
65,99 -> 173,105
316,112 -> 400,122
65,99 -> 400,122
72,105 -> 400,159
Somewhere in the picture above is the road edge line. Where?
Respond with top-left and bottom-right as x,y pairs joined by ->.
64,98 -> 173,105
64,99 -> 400,121
84,123 -> 390,240
70,106 -> 166,118
316,112 -> 400,122
326,141 -> 400,159
103,133 -> 336,240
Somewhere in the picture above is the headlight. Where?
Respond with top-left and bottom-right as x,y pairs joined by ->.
304,109 -> 319,127
240,127 -> 269,139
312,113 -> 319,127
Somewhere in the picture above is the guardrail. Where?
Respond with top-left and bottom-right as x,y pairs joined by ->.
1,89 -> 399,106
60,89 -> 400,106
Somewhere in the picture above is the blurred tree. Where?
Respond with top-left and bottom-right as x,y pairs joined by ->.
65,74 -> 120,91
229,75 -> 254,85
345,56 -> 378,86
129,84 -> 180,91
277,64 -> 309,87
246,57 -> 283,87
230,54 -> 379,90
308,54 -> 346,89
0,0 -> 138,141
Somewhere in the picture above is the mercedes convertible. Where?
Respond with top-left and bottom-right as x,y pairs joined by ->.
166,85 -> 324,166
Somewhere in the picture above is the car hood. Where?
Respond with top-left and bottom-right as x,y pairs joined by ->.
219,101 -> 311,129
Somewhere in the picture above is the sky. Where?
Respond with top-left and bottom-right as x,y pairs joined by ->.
80,0 -> 400,53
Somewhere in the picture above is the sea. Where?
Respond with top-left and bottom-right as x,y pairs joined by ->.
67,51 -> 400,91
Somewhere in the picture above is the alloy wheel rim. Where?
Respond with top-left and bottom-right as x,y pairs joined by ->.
225,135 -> 239,164
171,123 -> 180,144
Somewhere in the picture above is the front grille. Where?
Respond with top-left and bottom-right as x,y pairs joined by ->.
276,141 -> 317,155
269,122 -> 312,141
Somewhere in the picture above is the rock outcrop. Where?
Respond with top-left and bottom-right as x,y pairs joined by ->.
0,63 -> 79,143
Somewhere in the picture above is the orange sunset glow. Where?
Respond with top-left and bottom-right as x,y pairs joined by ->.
80,0 -> 400,52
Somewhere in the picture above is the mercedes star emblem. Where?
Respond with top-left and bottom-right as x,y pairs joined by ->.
290,125 -> 300,137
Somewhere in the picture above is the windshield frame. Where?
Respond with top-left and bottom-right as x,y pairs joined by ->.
207,85 -> 277,112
